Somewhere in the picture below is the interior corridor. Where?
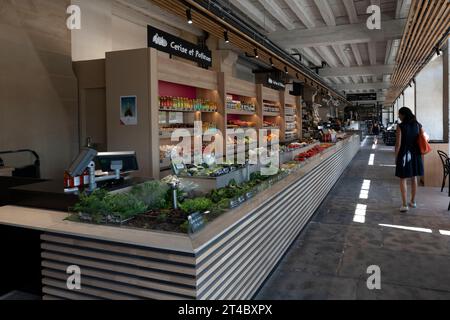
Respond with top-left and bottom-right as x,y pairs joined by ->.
257,136 -> 450,300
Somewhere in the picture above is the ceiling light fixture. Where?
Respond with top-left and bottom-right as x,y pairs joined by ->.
254,49 -> 259,59
224,30 -> 229,43
284,66 -> 288,74
269,57 -> 274,67
186,8 -> 193,24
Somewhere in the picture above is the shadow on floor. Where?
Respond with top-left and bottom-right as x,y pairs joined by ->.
256,136 -> 450,300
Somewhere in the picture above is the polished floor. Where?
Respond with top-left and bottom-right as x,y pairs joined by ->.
257,136 -> 450,300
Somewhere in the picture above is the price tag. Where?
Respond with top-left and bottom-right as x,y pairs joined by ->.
188,212 -> 205,234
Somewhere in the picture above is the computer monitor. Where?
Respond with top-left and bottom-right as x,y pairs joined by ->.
96,151 -> 139,173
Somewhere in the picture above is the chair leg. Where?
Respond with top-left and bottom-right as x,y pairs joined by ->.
443,173 -> 448,193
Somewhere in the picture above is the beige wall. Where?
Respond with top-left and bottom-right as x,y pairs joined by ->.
105,48 -> 159,179
416,55 -> 444,141
71,0 -> 202,61
0,0 -> 78,179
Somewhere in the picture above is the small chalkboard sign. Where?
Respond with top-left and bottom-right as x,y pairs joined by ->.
170,156 -> 186,176
188,212 -> 205,234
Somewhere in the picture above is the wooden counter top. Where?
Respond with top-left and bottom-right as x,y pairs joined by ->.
0,206 -> 193,253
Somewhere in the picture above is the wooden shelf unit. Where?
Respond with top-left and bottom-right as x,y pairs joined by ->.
104,48 -> 305,178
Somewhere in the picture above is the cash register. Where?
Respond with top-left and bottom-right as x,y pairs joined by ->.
67,149 -> 139,193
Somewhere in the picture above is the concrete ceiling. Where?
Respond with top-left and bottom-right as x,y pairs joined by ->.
228,0 -> 412,104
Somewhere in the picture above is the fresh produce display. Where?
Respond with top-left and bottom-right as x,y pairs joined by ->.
72,189 -> 148,224
286,123 -> 297,131
227,119 -> 256,128
179,163 -> 241,178
130,181 -> 169,210
285,106 -> 295,115
294,144 -> 333,162
159,96 -> 218,112
263,120 -> 279,128
179,198 -> 213,214
226,95 -> 256,113
263,105 -> 280,114
69,131 -> 347,235
286,142 -> 310,150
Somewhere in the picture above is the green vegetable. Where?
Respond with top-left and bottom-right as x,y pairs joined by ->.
180,221 -> 190,234
228,179 -> 238,187
73,190 -> 109,217
180,197 -> 213,214
73,189 -> 147,223
104,193 -> 148,219
131,181 -> 169,210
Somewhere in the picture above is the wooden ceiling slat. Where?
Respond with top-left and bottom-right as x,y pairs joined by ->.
150,0 -> 343,100
386,0 -> 450,104
396,3 -> 450,88
391,0 -> 429,86
393,1 -> 447,88
393,0 -> 445,86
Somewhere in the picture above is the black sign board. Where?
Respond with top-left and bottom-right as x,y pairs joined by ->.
148,26 -> 212,68
255,71 -> 286,91
346,93 -> 377,101
267,76 -> 286,91
188,212 -> 206,234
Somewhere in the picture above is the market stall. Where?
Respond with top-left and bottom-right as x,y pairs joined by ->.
0,134 -> 360,300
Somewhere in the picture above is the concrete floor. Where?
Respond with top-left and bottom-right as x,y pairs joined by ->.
257,136 -> 450,300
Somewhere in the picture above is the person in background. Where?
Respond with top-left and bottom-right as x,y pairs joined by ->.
395,107 -> 424,212
373,122 -> 380,136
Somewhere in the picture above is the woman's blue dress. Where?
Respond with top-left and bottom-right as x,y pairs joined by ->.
395,121 -> 424,178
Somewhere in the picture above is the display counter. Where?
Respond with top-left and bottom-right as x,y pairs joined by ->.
0,135 -> 360,300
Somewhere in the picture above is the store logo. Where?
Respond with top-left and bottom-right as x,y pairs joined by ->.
66,5 -> 81,30
367,5 -> 381,30
66,265 -> 82,290
268,78 -> 285,90
153,33 -> 168,48
367,265 -> 381,290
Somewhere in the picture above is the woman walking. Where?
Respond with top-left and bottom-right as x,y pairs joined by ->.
395,107 -> 424,212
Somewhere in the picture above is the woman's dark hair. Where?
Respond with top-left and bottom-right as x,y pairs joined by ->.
398,107 -> 417,123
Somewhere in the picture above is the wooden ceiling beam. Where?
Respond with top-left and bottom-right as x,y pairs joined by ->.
150,0 -> 348,101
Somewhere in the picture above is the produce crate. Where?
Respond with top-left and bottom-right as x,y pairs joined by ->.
280,142 -> 320,164
179,164 -> 261,194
